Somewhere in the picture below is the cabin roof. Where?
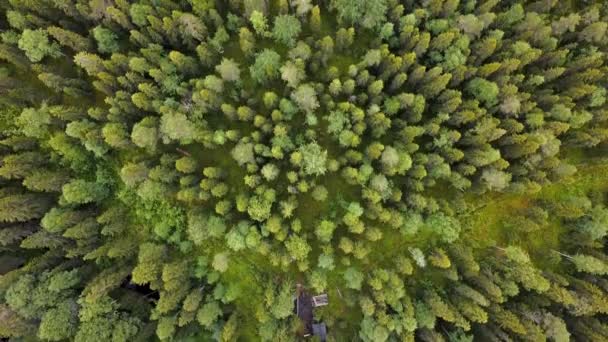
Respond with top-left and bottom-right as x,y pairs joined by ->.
296,291 -> 314,336
313,323 -> 327,342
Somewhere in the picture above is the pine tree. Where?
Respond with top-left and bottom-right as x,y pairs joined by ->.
131,243 -> 166,285
0,193 -> 51,223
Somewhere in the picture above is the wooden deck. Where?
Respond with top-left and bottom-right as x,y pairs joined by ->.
312,294 -> 329,307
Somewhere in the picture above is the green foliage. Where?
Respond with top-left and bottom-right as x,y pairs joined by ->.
62,179 -> 109,204
247,189 -> 275,222
285,234 -> 310,261
231,142 -> 255,165
18,29 -> 61,62
2,1 -> 608,341
571,254 -> 608,275
92,26 -> 119,54
176,157 -> 197,173
132,242 -> 166,285
38,301 -> 77,341
160,112 -> 196,143
425,212 -> 461,243
212,252 -> 230,273
315,220 -> 336,243
197,301 -> 222,328
272,15 -> 301,46
250,10 -> 269,36
261,163 -> 280,181
467,78 -> 499,106
298,142 -> 327,176
216,58 -> 241,82
187,212 -> 226,245
131,118 -> 159,151
311,185 -> 328,201
291,84 -> 319,114
343,267 -> 364,290
331,0 -> 387,29
250,49 -> 281,83
576,205 -> 608,241
269,282 -> 293,319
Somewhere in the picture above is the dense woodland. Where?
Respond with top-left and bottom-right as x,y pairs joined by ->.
1,0 -> 608,341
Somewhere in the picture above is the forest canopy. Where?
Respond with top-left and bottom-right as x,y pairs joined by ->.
1,0 -> 608,341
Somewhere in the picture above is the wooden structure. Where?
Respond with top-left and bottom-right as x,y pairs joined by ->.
312,294 -> 329,307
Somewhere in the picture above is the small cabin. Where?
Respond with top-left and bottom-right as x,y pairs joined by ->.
295,284 -> 328,341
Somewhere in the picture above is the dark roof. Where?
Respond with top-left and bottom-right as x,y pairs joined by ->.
313,323 -> 327,342
296,292 -> 314,336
